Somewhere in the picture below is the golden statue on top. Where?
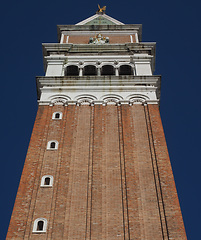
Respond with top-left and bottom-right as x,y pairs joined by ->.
97,4 -> 106,13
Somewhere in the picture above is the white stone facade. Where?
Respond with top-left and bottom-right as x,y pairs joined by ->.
37,16 -> 160,106
44,54 -> 153,77
37,75 -> 160,105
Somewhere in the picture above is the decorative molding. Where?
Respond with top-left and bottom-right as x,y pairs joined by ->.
78,99 -> 93,105
39,99 -> 158,106
101,94 -> 123,101
89,34 -> 109,44
49,95 -> 71,106
39,99 -> 159,106
36,75 -> 161,106
51,99 -> 66,105
127,94 -> 149,102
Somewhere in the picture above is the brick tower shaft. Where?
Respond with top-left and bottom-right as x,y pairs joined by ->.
6,10 -> 187,240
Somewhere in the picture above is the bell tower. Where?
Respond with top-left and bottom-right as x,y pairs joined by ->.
6,8 -> 187,240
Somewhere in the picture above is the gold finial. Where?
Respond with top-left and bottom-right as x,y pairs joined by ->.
97,4 -> 106,13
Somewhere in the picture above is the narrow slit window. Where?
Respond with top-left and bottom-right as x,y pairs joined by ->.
55,113 -> 60,119
37,221 -> 44,231
44,177 -> 50,185
50,142 -> 55,149
33,218 -> 47,233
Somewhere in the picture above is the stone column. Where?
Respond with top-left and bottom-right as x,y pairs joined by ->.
115,66 -> 119,76
79,67 -> 83,76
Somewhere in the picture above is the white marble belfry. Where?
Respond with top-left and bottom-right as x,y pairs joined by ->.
37,13 -> 160,106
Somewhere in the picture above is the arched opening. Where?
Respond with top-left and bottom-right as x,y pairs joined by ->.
65,65 -> 79,76
37,221 -> 44,231
50,142 -> 56,149
83,65 -> 97,76
41,175 -> 53,187
119,65 -> 133,75
47,141 -> 58,150
55,113 -> 60,119
33,218 -> 47,233
101,65 -> 115,76
44,177 -> 50,185
52,112 -> 62,120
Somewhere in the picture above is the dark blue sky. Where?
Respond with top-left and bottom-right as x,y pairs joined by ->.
1,0 -> 200,239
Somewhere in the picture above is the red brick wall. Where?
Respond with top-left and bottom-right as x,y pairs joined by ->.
6,105 -> 50,239
63,35 -> 135,44
147,104 -> 187,239
6,104 -> 187,239
63,35 -> 67,43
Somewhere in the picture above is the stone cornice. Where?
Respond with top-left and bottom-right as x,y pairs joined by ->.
36,75 -> 160,85
45,54 -> 152,61
38,99 -> 159,106
36,75 -> 161,103
42,42 -> 155,57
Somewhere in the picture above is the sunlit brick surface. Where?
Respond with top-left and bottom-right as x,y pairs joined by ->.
6,104 -> 187,239
63,35 -> 135,44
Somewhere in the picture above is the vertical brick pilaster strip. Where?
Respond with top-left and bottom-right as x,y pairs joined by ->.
51,105 -> 76,239
147,104 -> 187,239
130,104 -> 163,239
6,106 -> 49,239
47,105 -> 68,239
63,106 -> 92,239
117,105 -> 130,240
25,105 -> 52,240
62,105 -> 78,239
90,105 -> 104,239
28,105 -> 65,240
121,104 -> 141,239
90,104 -> 105,239
85,105 -> 94,239
91,105 -> 124,239
144,104 -> 169,239
104,106 -> 124,239
100,105 -> 107,240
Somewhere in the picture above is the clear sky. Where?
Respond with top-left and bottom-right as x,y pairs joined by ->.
1,0 -> 200,239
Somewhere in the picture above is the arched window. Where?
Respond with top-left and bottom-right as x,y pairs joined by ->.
47,140 -> 58,150
119,65 -> 133,75
101,65 -> 115,76
41,175 -> 53,187
65,65 -> 79,76
33,218 -> 47,233
83,65 -> 97,76
52,112 -> 62,120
